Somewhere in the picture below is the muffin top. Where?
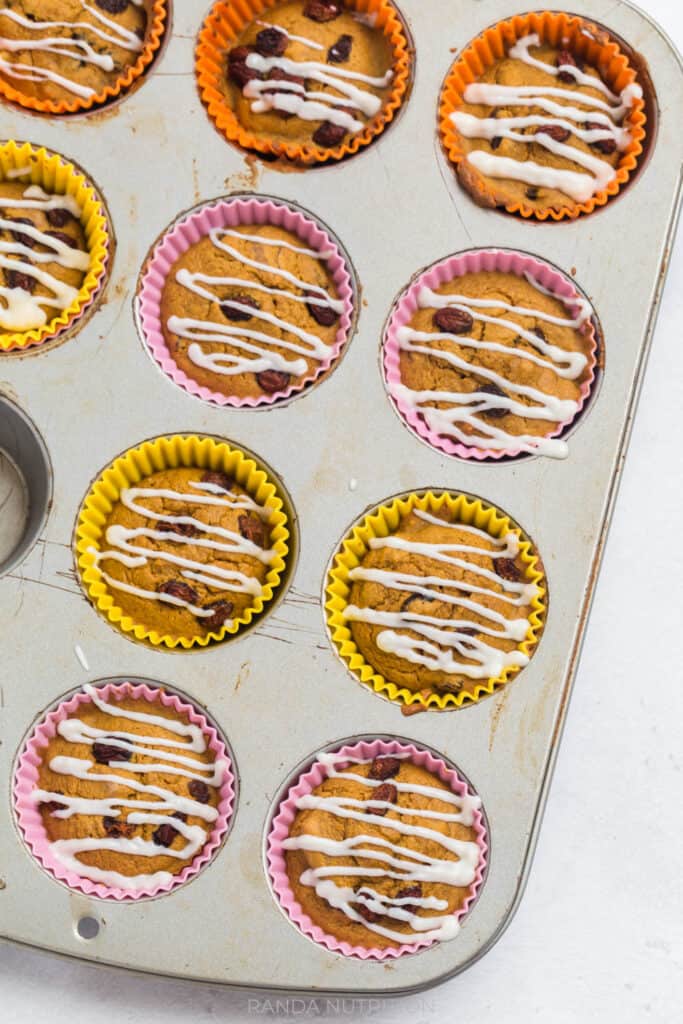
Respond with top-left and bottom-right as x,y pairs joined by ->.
450,32 -> 643,213
159,222 -> 344,402
283,751 -> 482,950
0,0 -> 148,105
88,466 -> 277,641
389,268 -> 595,458
223,0 -> 395,153
32,685 -> 227,890
344,507 -> 540,697
0,181 -> 89,333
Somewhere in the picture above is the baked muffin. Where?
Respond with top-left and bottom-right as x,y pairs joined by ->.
28,683 -> 229,892
0,181 -> 89,334
207,0 -> 401,159
0,0 -> 151,106
282,749 -> 483,951
89,465 -> 277,642
159,222 -> 344,402
343,505 -> 540,699
388,266 -> 595,458
446,28 -> 644,216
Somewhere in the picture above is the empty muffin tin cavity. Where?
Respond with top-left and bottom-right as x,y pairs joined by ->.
0,396 -> 52,576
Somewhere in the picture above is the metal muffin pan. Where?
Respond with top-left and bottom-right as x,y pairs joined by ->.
1,0 -> 681,996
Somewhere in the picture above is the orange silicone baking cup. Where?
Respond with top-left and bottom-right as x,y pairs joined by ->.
439,11 -> 647,221
0,0 -> 168,116
196,0 -> 411,165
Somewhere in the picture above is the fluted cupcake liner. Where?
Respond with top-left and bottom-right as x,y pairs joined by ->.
267,736 -> 488,959
0,140 -> 110,353
383,248 -> 598,461
0,1 -> 168,116
137,195 -> 355,407
14,679 -> 236,901
75,434 -> 290,649
196,0 -> 411,165
326,490 -> 547,710
439,11 -> 647,221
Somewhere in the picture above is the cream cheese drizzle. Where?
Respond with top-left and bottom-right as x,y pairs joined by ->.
0,2 -> 144,100
167,227 -> 342,380
450,33 -> 643,202
32,684 -> 226,891
89,479 -> 275,619
389,276 -> 593,458
241,45 -> 392,131
283,752 -> 482,944
0,185 -> 88,331
343,509 -> 538,679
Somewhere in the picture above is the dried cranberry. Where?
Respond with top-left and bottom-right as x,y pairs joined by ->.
356,903 -> 380,923
433,307 -> 473,334
201,470 -> 234,491
496,558 -> 522,582
306,290 -> 339,327
477,382 -> 509,419
45,229 -> 79,249
533,326 -> 546,341
265,67 -> 305,91
328,34 -> 353,63
152,823 -> 178,848
526,186 -> 540,200
556,49 -> 579,83
368,757 -> 401,781
158,521 -> 198,538
401,592 -> 438,611
6,268 -> 36,293
586,121 -> 617,155
256,369 -> 291,394
46,207 -> 74,228
255,27 -> 287,57
158,579 -> 199,605
8,217 -> 36,249
202,600 -> 234,631
368,782 -> 397,816
490,136 -> 502,150
188,779 -> 211,804
42,799 -> 66,813
227,46 -> 259,89
536,124 -> 571,143
220,294 -> 259,321
304,0 -> 343,23
103,816 -> 134,838
312,121 -> 347,148
238,514 -> 266,547
396,883 -> 422,915
95,0 -> 129,13
92,740 -> 132,765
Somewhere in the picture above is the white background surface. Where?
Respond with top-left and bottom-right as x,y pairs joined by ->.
2,0 -> 682,1021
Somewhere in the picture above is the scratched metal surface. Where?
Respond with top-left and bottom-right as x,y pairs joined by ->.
0,0 -> 681,996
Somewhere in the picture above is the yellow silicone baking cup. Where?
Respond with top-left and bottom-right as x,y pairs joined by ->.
0,140 -> 110,352
326,491 -> 547,710
439,11 -> 647,221
0,0 -> 167,116
196,0 -> 411,165
75,435 -> 290,650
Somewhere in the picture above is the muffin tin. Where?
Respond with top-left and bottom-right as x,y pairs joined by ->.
1,0 -> 682,995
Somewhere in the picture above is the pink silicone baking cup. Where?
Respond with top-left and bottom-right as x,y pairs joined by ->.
383,248 -> 599,461
137,196 -> 356,408
13,680 -> 236,902
267,737 -> 488,961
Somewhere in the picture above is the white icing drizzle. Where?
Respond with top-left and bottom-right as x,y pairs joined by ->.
32,684 -> 226,891
390,275 -> 593,458
451,34 -> 643,202
343,509 -> 539,680
167,227 -> 343,380
283,752 -> 482,944
0,2 -> 144,100
89,479 -> 276,620
0,185 -> 88,331
238,28 -> 393,132
254,20 -> 324,52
